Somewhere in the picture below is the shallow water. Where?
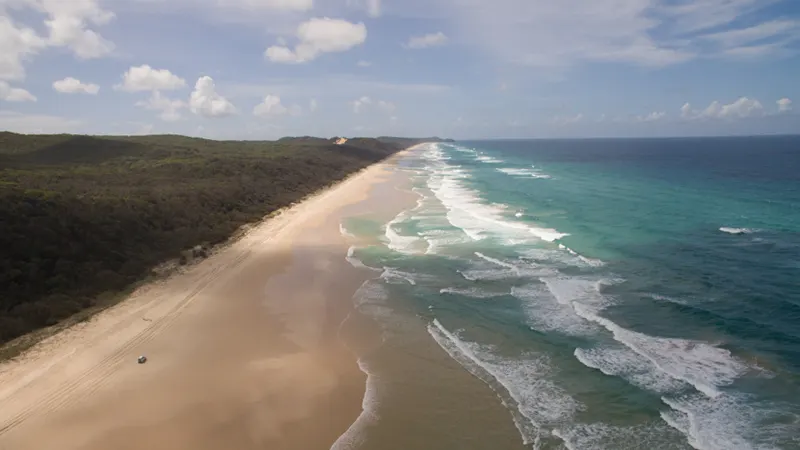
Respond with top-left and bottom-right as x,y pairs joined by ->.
337,138 -> 800,450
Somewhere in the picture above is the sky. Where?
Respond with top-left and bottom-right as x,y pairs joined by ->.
0,0 -> 798,139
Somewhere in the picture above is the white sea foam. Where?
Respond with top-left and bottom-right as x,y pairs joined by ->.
379,267 -> 418,286
339,223 -> 356,239
497,167 -> 552,179
459,265 -> 556,282
476,155 -> 504,164
572,302 -> 749,399
352,280 -> 393,320
574,346 -> 687,393
557,244 -> 605,267
660,392 -> 796,450
720,227 -> 757,235
649,293 -> 690,306
384,213 -> 423,254
540,277 -> 613,308
345,246 -> 381,272
474,252 -> 522,273
512,284 -> 596,336
553,422 -> 688,450
330,358 -> 382,450
517,247 -> 600,270
439,287 -> 506,299
428,319 -> 582,446
421,146 -> 568,244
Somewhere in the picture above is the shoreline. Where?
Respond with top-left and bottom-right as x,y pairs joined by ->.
0,146 -> 421,450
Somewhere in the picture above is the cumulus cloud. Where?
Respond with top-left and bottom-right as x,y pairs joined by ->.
405,32 -> 448,49
116,65 -> 187,92
265,18 -> 367,63
0,16 -> 47,81
253,94 -> 288,116
777,98 -> 792,113
310,98 -> 318,112
350,96 -> 371,113
0,80 -> 36,102
0,0 -> 116,80
225,0 -> 313,11
189,76 -> 236,118
136,91 -> 185,121
681,97 -> 766,120
53,77 -> 99,94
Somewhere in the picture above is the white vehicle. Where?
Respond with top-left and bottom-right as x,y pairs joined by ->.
137,355 -> 147,364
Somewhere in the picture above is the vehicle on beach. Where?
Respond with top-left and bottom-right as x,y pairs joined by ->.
137,355 -> 147,364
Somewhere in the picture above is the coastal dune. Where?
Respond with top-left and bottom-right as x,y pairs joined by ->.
0,150 -> 413,450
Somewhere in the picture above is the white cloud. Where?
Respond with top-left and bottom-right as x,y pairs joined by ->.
189,76 -> 236,118
53,77 -> 100,94
701,19 -> 800,59
405,32 -> 448,49
777,98 -> 792,113
660,0 -> 768,34
351,96 -> 371,113
681,97 -> 766,120
0,110 -> 81,133
0,0 -> 115,80
357,60 -> 372,67
39,0 -> 116,59
636,111 -> 666,122
680,102 -> 693,119
265,18 -> 367,63
310,98 -> 318,112
117,65 -> 187,92
222,0 -> 313,12
136,91 -> 185,121
702,20 -> 799,49
0,80 -> 36,102
253,94 -> 288,116
423,0 -> 795,68
0,16 -> 46,81
433,0 -> 695,67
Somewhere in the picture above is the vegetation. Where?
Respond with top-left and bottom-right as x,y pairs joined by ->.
0,132 -> 437,347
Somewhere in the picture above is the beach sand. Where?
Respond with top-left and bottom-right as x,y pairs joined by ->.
0,149 -> 417,450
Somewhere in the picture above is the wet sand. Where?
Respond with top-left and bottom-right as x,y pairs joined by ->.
0,149 -> 418,450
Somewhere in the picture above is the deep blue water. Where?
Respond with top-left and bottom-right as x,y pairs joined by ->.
339,137 -> 800,450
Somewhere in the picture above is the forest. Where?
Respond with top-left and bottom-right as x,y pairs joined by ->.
0,132 -> 432,348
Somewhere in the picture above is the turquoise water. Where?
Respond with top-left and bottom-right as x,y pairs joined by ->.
337,138 -> 800,450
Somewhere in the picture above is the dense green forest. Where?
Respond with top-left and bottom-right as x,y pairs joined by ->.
0,132 -> 434,348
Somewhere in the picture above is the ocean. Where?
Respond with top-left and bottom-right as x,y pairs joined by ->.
334,137 -> 800,450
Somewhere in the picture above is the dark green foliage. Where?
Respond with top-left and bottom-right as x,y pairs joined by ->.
0,132 -> 420,345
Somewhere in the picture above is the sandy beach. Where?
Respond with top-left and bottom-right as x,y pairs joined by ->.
0,149 -> 417,450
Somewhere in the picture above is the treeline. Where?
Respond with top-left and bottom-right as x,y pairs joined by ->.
0,132 -> 425,346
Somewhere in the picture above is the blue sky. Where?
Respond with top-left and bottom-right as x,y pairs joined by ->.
0,0 -> 798,139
